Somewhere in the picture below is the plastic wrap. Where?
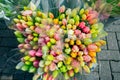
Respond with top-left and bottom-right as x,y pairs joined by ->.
3,0 -> 108,80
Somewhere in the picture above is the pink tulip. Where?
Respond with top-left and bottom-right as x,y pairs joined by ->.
86,34 -> 91,38
87,14 -> 96,21
72,45 -> 79,52
48,75 -> 55,80
82,27 -> 90,33
22,23 -> 28,28
49,62 -> 56,71
74,30 -> 81,36
56,54 -> 64,61
83,55 -> 91,62
36,49 -> 43,57
54,34 -> 60,41
43,73 -> 49,80
50,51 -> 57,57
24,44 -> 31,49
45,37 -> 50,43
79,22 -> 86,29
83,48 -> 88,55
54,25 -> 60,29
62,19 -> 67,25
18,44 -> 24,49
16,23 -> 23,31
46,25 -> 50,31
71,60 -> 80,68
59,6 -> 65,13
25,39 -> 29,44
53,58 -> 59,63
35,27 -> 41,34
29,50 -> 36,57
79,33 -> 86,39
33,60 -> 39,68
87,44 -> 98,52
22,10 -> 32,16
38,38 -> 44,44
27,34 -> 33,40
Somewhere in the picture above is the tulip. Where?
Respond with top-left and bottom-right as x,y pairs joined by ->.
33,60 -> 39,68
74,30 -> 81,36
21,64 -> 30,71
68,69 -> 74,77
83,65 -> 90,73
14,31 -> 23,38
79,22 -> 85,29
49,62 -> 57,71
34,27 -> 41,34
72,45 -> 79,52
54,34 -> 60,41
79,8 -> 85,15
16,23 -> 24,31
49,12 -> 54,19
22,10 -> 32,16
56,54 -> 64,61
83,55 -> 91,62
59,5 -> 65,13
18,44 -> 24,49
16,62 -> 24,69
66,8 -> 71,15
52,70 -> 59,78
71,60 -> 80,68
39,60 -> 45,67
29,66 -> 36,73
82,27 -> 90,33
62,19 -> 67,25
27,34 -> 33,40
87,44 -> 98,52
43,73 -> 49,80
44,66 -> 49,72
29,50 -> 36,57
24,44 -> 31,49
83,48 -> 88,55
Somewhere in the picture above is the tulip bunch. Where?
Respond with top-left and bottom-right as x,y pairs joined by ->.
13,5 -> 107,80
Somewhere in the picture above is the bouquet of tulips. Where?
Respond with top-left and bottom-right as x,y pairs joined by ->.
10,2 -> 107,80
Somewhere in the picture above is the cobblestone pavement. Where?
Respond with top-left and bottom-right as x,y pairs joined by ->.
0,19 -> 120,80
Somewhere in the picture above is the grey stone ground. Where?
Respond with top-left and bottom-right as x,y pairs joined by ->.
0,19 -> 120,80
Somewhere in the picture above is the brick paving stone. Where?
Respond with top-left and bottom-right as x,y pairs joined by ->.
99,61 -> 112,80
0,75 -> 13,80
110,61 -> 120,72
101,37 -> 107,50
24,73 -> 33,80
106,32 -> 118,50
0,38 -> 18,47
6,49 -> 22,61
0,30 -> 12,37
112,73 -> 120,80
112,19 -> 120,25
0,20 -> 8,30
116,33 -> 120,40
0,54 -> 8,68
82,72 -> 99,80
0,48 -> 11,56
13,70 -> 26,80
2,61 -> 16,75
118,41 -> 120,49
105,25 -> 120,32
9,29 -> 16,37
93,66 -> 99,72
98,50 -> 120,60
